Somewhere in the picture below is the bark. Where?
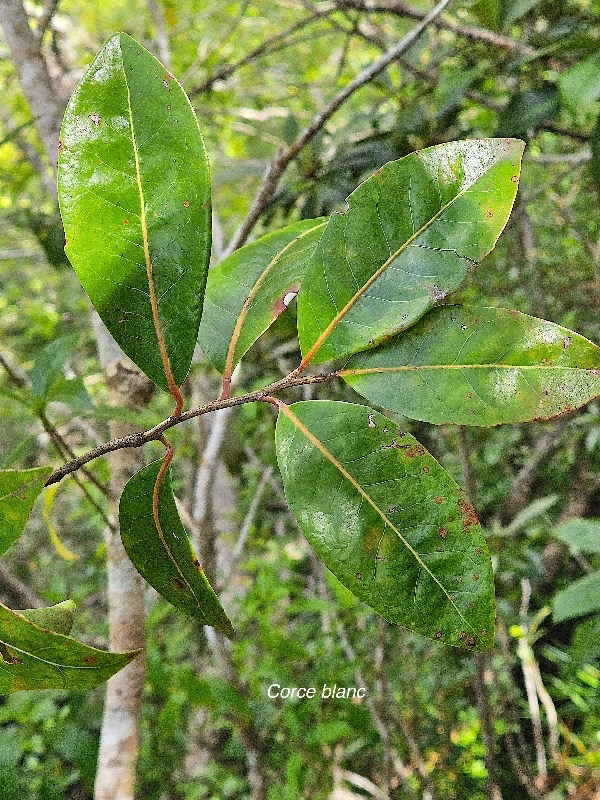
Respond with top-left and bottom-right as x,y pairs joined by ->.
0,0 -> 65,171
94,355 -> 153,800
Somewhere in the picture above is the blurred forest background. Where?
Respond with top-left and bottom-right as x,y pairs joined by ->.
1,1 -> 599,799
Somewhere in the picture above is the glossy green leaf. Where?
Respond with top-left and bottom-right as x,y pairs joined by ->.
199,218 -> 325,374
17,600 -> 76,636
58,33 -> 211,392
553,572 -> 600,623
119,461 -> 234,638
342,306 -> 600,425
0,467 -> 52,556
297,139 -> 524,365
0,603 -> 138,694
554,519 -> 600,555
275,401 -> 494,649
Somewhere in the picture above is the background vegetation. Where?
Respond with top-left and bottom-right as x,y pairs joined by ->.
0,1 -> 599,798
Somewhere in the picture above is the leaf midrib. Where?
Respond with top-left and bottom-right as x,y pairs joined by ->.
224,221 -> 327,376
301,152 -> 508,366
278,403 -> 478,634
341,364 -> 599,375
123,53 -> 178,393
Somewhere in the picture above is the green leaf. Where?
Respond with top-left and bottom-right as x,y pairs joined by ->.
275,401 -> 494,649
499,0 -> 542,28
496,89 -> 559,139
0,468 -> 52,556
58,33 -> 211,392
119,461 -> 234,638
0,603 -> 138,694
553,572 -> 600,623
558,56 -> 600,112
17,600 -> 76,636
297,139 -> 524,365
29,335 -> 80,400
199,218 -> 326,374
341,306 -> 600,426
471,0 -> 499,30
554,518 -> 600,555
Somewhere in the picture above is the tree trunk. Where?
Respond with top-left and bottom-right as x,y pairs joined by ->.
94,354 -> 153,800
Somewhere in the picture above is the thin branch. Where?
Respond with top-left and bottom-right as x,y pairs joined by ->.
0,0 -> 64,171
333,0 -> 534,54
518,579 -> 548,788
226,0 -> 454,253
0,352 -> 28,388
36,0 -> 60,41
232,466 -> 273,561
189,8 -> 335,97
0,562 -> 44,608
45,371 -> 338,487
502,421 -> 565,524
147,0 -> 172,72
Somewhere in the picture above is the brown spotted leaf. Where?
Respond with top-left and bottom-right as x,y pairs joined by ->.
342,306 -> 600,425
198,218 -> 325,374
275,401 -> 494,649
0,603 -> 139,694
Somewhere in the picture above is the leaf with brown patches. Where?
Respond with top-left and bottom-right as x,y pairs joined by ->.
199,218 -> 326,375
119,460 -> 234,638
0,603 -> 139,694
275,400 -> 494,649
342,306 -> 600,425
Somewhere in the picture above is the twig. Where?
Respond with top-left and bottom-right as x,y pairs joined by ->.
0,562 -> 44,608
45,370 -> 338,487
226,0 -> 454,253
232,467 -> 273,561
189,8 -> 334,97
333,0 -> 534,54
36,0 -> 59,40
0,349 -> 113,528
147,0 -> 172,72
0,352 -> 28,388
502,421 -> 565,524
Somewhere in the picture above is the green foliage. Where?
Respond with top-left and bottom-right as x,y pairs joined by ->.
199,218 -> 325,374
58,32 -> 211,392
553,518 -> 600,622
297,139 -> 523,364
0,467 -> 51,555
0,603 -> 139,693
4,25 -> 600,705
17,600 -> 76,636
275,401 -> 494,649
342,306 -> 600,425
2,4 -> 600,795
119,460 -> 234,637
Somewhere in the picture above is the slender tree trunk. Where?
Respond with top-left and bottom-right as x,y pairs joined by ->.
95,348 -> 153,800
